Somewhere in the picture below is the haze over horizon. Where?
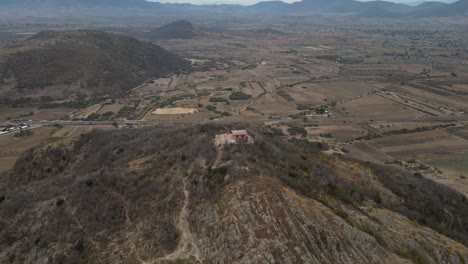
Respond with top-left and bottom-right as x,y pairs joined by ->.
150,0 -> 456,6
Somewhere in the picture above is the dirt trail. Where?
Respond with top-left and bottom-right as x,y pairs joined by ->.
63,196 -> 104,263
149,177 -> 202,264
212,135 -> 226,169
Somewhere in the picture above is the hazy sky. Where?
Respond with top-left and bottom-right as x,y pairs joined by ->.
152,0 -> 295,5
150,0 -> 456,6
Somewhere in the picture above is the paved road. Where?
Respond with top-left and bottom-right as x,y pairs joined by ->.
1,115 -> 467,128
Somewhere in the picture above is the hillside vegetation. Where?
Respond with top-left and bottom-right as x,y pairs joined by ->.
0,30 -> 189,99
0,125 -> 467,263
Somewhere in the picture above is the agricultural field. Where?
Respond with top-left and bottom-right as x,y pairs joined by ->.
96,104 -> 125,115
306,124 -> 364,141
0,107 -> 37,122
337,94 -> 427,119
152,107 -> 198,115
49,125 -> 92,143
395,84 -> 468,110
0,126 -> 56,172
132,74 -> 189,96
424,153 -> 468,195
1,107 -> 73,122
366,129 -> 468,157
359,128 -> 468,195
443,125 -> 468,140
342,142 -> 392,164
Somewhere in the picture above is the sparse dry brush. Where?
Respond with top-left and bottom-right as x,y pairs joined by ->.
0,125 -> 220,262
0,125 -> 467,263
369,163 -> 468,245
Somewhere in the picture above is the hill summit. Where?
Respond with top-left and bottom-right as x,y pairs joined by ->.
148,20 -> 202,40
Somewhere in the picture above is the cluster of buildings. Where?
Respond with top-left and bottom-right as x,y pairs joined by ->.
0,124 -> 30,136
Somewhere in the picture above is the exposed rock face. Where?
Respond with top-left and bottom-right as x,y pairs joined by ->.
189,176 -> 467,263
0,125 -> 467,263
190,177 -> 398,263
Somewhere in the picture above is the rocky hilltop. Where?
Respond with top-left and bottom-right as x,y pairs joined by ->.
0,125 -> 467,263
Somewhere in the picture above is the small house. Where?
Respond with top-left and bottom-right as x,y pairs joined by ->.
214,129 -> 254,146
230,130 -> 253,144
231,130 -> 249,140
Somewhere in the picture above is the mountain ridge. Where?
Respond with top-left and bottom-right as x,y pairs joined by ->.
0,0 -> 158,8
0,0 -> 466,17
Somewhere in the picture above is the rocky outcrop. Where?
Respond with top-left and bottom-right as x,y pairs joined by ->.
188,176 -> 467,263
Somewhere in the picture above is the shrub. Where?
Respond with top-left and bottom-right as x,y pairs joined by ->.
229,91 -> 251,100
209,97 -> 229,104
277,91 -> 294,101
287,125 -> 307,137
55,198 -> 65,207
115,106 -> 136,119
297,104 -> 313,110
271,127 -> 284,136
86,113 -> 101,121
206,105 -> 217,112
320,133 -> 333,138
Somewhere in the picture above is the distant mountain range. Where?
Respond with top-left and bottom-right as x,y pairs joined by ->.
0,0 -> 157,8
0,0 -> 467,17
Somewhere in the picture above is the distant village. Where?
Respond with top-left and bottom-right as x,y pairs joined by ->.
0,124 -> 31,136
